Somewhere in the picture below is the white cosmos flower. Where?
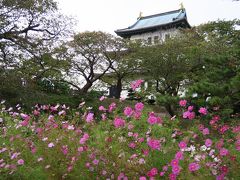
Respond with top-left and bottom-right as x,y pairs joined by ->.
200,145 -> 207,151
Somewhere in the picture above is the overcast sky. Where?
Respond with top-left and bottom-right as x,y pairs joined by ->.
56,0 -> 240,35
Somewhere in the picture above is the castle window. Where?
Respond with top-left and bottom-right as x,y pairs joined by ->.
147,37 -> 152,44
154,36 -> 159,44
165,34 -> 170,40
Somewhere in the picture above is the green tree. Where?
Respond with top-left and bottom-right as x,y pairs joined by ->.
0,0 -> 72,69
0,0 -> 74,107
134,30 -> 202,116
101,40 -> 142,98
187,20 -> 240,115
65,31 -> 125,94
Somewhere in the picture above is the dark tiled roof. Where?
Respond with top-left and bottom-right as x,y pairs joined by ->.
115,9 -> 191,38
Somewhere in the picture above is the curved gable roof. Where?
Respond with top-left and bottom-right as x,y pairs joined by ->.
115,9 -> 191,38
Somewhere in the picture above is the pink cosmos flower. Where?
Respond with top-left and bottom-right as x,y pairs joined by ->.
138,158 -> 145,164
188,111 -> 196,120
159,172 -> 165,176
175,151 -> 184,160
148,139 -> 161,150
128,142 -> 136,149
172,165 -> 181,175
216,174 -> 225,180
128,124 -> 134,130
210,120 -> 216,125
235,140 -> 240,151
219,148 -> 229,156
232,126 -> 240,133
48,142 -> 54,148
61,145 -> 68,155
31,146 -> 36,154
148,116 -> 158,125
20,119 -> 29,126
183,111 -> 195,120
120,97 -> 125,102
134,111 -> 142,120
147,167 -> 158,177
117,173 -> 127,180
113,117 -> 125,128
179,100 -> 187,107
216,139 -> 224,149
188,106 -> 194,111
92,159 -> 99,165
33,110 -> 40,116
99,96 -> 106,101
171,159 -> 179,167
218,125 -> 229,134
124,107 -> 133,117
20,113 -> 30,120
17,159 -> 24,165
169,173 -> 177,180
131,79 -> 144,90
198,124 -> 205,131
77,147 -> 84,152
99,106 -> 106,111
198,107 -> 208,115
36,127 -> 43,134
139,177 -> 147,180
205,139 -> 212,147
135,102 -> 144,111
86,113 -> 94,123
108,102 -> 116,112
188,162 -> 200,172
163,165 -> 168,171
202,128 -> 210,135
101,113 -> 107,120
142,149 -> 149,156
58,110 -> 66,116
83,133 -> 89,139
178,141 -> 187,150
11,152 -> 19,159
37,157 -> 43,162
102,170 -> 107,175
138,137 -> 145,143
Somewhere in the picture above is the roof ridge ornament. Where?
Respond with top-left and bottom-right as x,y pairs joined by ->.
138,12 -> 143,20
180,2 -> 184,10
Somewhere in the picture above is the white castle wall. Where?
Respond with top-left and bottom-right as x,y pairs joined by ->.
130,28 -> 179,44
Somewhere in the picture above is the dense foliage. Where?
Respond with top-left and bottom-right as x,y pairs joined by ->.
0,96 -> 240,179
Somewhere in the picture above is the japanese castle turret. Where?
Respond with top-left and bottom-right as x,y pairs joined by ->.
115,8 -> 191,44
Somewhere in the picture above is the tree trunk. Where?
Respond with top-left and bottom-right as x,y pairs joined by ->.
115,77 -> 122,99
81,81 -> 92,94
165,103 -> 175,117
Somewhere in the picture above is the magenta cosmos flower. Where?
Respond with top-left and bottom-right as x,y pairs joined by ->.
86,112 -> 94,123
202,128 -> 210,135
171,159 -> 179,167
124,107 -> 133,117
131,79 -> 144,90
175,151 -> 184,160
198,107 -> 208,115
219,148 -> 229,156
148,139 -> 161,150
113,117 -> 125,128
172,165 -> 181,175
135,102 -> 144,111
178,141 -> 187,150
188,162 -> 200,172
147,167 -> 158,177
205,139 -> 212,147
179,100 -> 187,107
17,159 -> 24,165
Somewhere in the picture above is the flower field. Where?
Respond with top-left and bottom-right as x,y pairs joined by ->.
0,97 -> 240,180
